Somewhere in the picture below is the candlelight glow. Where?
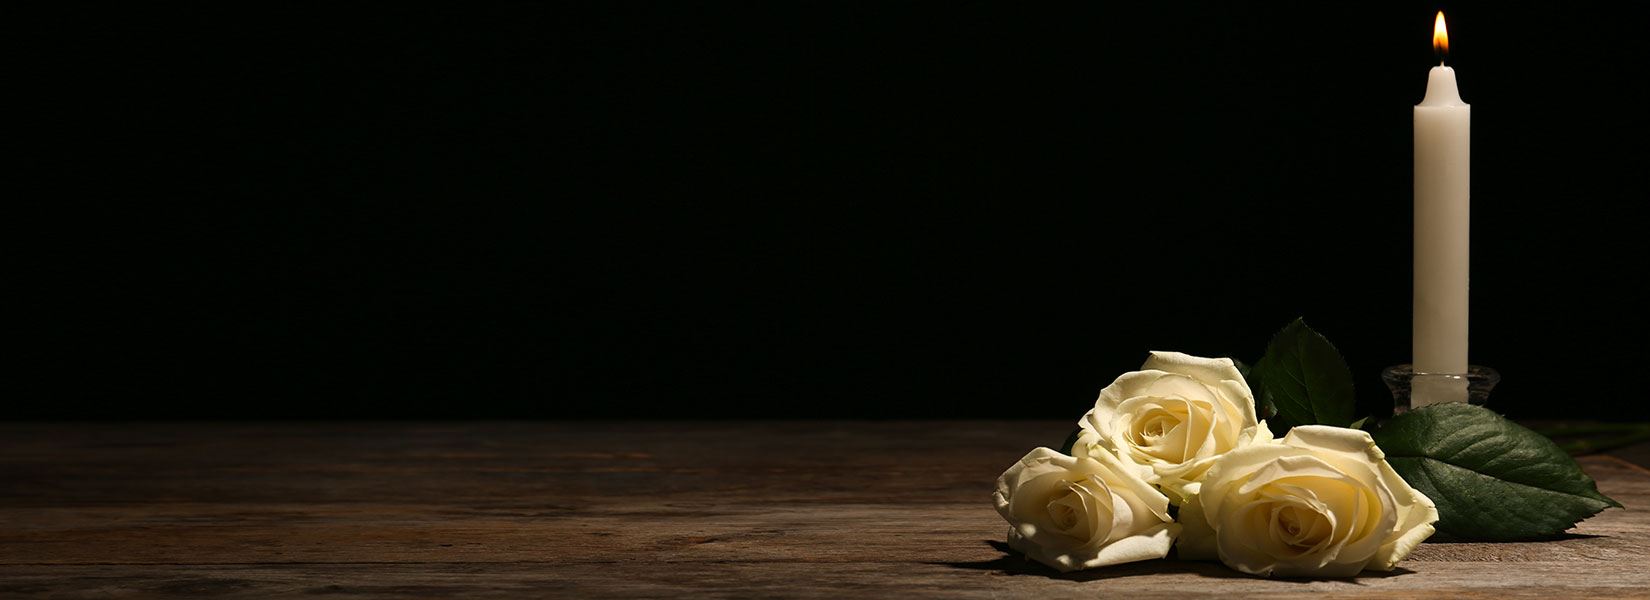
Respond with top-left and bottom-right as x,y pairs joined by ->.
1433,11 -> 1449,58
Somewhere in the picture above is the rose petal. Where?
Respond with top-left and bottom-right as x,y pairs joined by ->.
1078,522 -> 1180,569
994,445 -> 1179,572
1369,460 -> 1440,571
1188,425 -> 1438,577
1080,354 -> 1267,508
1142,351 -> 1248,391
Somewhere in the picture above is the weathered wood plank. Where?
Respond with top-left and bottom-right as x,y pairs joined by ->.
2,561 -> 1649,600
0,421 -> 1646,598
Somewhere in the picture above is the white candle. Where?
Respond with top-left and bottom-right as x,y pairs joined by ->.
1412,12 -> 1470,406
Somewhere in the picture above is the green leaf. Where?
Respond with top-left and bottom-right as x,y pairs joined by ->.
1058,428 -> 1082,455
1249,318 -> 1355,430
1234,356 -> 1276,421
1246,365 -> 1278,422
1373,403 -> 1622,541
1348,416 -> 1370,431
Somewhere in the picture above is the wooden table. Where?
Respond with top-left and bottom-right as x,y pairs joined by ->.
2,421 -> 1647,598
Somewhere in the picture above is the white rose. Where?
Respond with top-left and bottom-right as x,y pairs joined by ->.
1177,425 -> 1439,577
993,447 -> 1179,572
1075,351 -> 1272,502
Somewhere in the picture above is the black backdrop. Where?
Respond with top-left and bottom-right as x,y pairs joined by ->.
20,2 -> 1650,420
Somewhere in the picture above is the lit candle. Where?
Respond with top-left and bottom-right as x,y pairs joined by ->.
1412,11 -> 1470,406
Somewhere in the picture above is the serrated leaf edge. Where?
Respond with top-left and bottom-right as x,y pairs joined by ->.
1385,452 -> 1621,509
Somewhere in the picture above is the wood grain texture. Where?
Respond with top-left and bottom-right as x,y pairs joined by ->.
1,421 -> 1647,598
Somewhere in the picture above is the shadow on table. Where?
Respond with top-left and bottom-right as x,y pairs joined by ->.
1425,531 -> 1604,543
937,540 -> 1414,583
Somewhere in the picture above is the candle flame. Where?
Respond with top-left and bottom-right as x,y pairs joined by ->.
1433,11 -> 1449,59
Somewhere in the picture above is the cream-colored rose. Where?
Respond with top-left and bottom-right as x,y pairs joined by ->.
1177,426 -> 1439,577
1075,351 -> 1272,502
993,447 -> 1179,572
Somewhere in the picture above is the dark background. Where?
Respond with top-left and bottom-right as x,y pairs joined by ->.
20,1 -> 1650,420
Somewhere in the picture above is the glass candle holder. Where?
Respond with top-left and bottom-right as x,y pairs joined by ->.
1381,364 -> 1500,414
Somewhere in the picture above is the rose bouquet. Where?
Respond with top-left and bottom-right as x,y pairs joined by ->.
994,319 -> 1621,577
